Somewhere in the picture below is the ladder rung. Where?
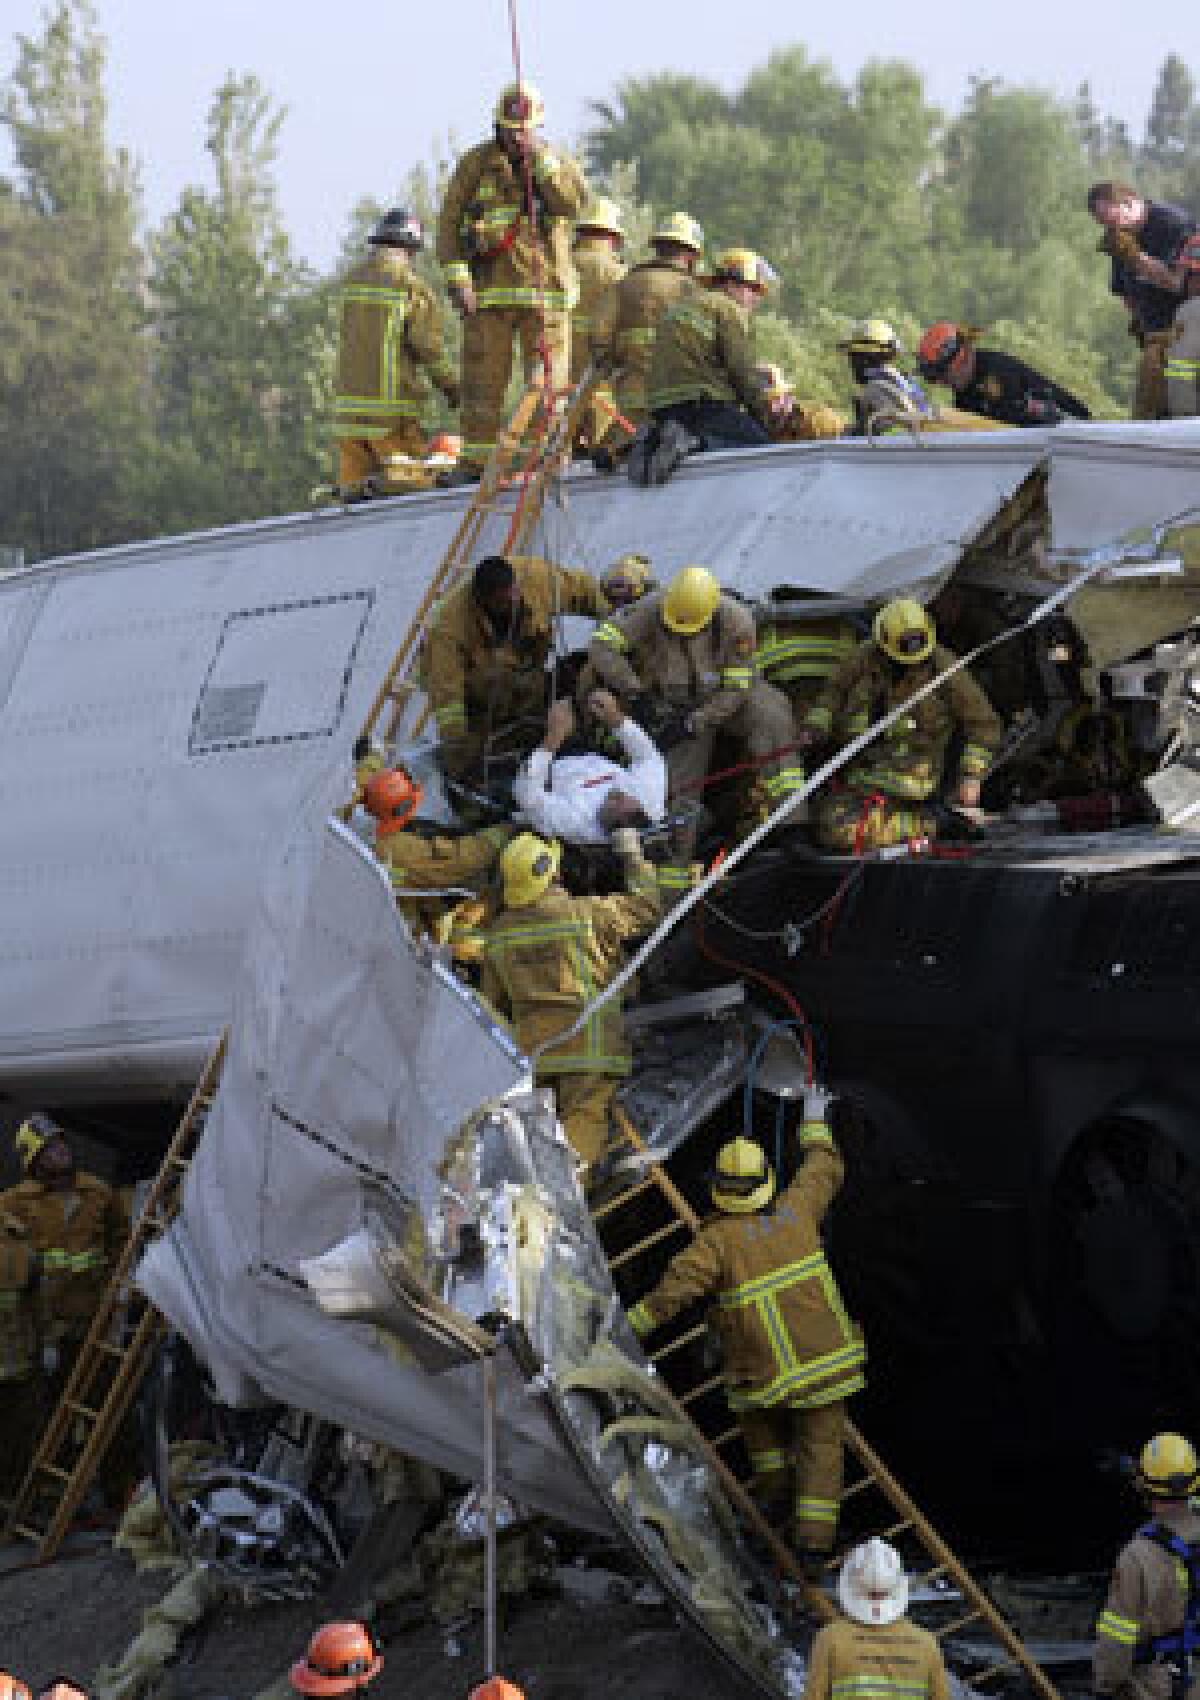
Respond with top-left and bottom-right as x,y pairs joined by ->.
11,1524 -> 44,1543
878,1517 -> 914,1541
713,1428 -> 739,1448
839,1474 -> 875,1504
93,1340 -> 126,1359
608,1219 -> 687,1271
649,1324 -> 707,1364
681,1375 -> 723,1407
918,1563 -> 951,1586
38,1464 -> 72,1484
970,1661 -> 1015,1687
66,1401 -> 99,1421
590,1177 -> 656,1221
167,1156 -> 190,1172
937,1609 -> 984,1639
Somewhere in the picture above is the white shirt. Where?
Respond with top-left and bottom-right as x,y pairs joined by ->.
513,718 -> 667,845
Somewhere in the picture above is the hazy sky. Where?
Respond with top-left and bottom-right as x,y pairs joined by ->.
3,0 -> 1197,268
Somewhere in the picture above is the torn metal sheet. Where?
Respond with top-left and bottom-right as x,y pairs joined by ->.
138,810 -> 804,1695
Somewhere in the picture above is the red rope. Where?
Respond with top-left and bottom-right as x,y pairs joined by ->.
693,849 -> 815,1084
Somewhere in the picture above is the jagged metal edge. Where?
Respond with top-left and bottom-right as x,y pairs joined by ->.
504,1323 -> 794,1700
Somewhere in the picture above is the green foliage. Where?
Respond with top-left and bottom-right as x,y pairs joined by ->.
3,15 -> 1200,563
141,74 -> 335,533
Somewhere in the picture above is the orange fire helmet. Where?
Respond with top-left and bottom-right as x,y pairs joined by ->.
290,1622 -> 383,1697
469,1681 -> 527,1700
916,321 -> 964,378
362,768 -> 423,837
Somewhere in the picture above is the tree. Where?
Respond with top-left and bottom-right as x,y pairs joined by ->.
1145,54 -> 1197,161
0,0 -> 149,559
143,74 -> 335,533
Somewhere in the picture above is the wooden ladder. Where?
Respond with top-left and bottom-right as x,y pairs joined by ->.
595,1108 -> 1062,1700
2,373 -> 597,1561
2,1037 -> 226,1558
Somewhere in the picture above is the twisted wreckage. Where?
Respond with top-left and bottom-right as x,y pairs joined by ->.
4,422 -> 1200,1686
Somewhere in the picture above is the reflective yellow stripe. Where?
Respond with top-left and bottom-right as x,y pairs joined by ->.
719,1252 -> 827,1310
445,261 -> 471,288
761,767 -> 806,797
830,1681 -> 930,1699
849,765 -> 935,799
798,1124 -> 835,1153
1165,360 -> 1200,378
720,666 -> 753,690
435,703 -> 468,730
750,1447 -> 788,1474
960,741 -> 993,776
628,1300 -> 654,1335
1097,1611 -> 1140,1646
796,1496 -> 839,1520
43,1248 -> 106,1274
593,622 -> 629,651
806,706 -> 834,735
477,287 -> 568,311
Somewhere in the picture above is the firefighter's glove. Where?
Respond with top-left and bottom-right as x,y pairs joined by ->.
803,1084 -> 836,1124
1100,227 -> 1141,264
611,827 -> 642,859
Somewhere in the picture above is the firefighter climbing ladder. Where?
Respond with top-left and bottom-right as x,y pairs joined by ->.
2,373 -> 600,1563
595,1108 -> 1063,1700
2,1036 -> 226,1556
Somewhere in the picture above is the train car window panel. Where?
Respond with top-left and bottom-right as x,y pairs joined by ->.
189,592 -> 374,754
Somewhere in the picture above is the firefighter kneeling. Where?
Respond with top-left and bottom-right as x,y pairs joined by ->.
629,1091 -> 865,1565
805,597 -> 1001,851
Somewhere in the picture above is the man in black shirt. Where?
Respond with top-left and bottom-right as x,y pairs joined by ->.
916,322 -> 1090,427
1087,180 -> 1196,418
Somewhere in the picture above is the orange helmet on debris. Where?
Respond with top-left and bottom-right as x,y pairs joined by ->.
0,1676 -> 32,1700
291,1622 -> 383,1696
363,768 -> 423,836
470,1681 -> 527,1700
427,431 -> 462,461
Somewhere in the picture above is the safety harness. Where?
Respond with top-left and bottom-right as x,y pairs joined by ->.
1133,1522 -> 1200,1698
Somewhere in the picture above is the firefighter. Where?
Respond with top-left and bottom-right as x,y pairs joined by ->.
291,1621 -> 382,1696
1089,182 -> 1196,420
755,592 -> 861,721
586,566 -> 802,875
1166,235 -> 1200,419
437,83 -> 588,481
598,211 -> 705,450
420,553 -> 609,780
804,598 -> 1002,852
0,1116 -> 127,1450
571,196 -> 626,450
362,766 -> 513,962
334,208 -> 460,490
573,555 -> 656,708
0,1213 -> 39,1506
837,319 -> 935,436
805,1538 -> 950,1700
629,1094 -> 865,1560
644,248 -> 783,477
480,827 -> 659,1165
755,363 -> 845,442
1094,1432 -> 1200,1700
916,323 -> 1091,428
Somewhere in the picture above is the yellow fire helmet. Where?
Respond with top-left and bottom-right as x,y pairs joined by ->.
661,565 -> 720,636
838,317 -> 902,357
500,832 -> 561,909
714,247 -> 778,292
576,196 -> 624,241
873,598 -> 935,666
711,1137 -> 776,1215
1138,1432 -> 1200,1498
601,552 -> 653,606
14,1112 -> 57,1173
652,211 -> 705,255
494,81 -> 545,132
